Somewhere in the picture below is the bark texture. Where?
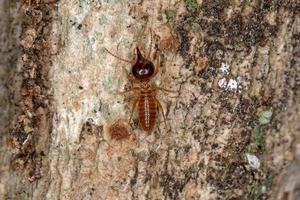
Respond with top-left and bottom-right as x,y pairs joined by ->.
1,0 -> 300,200
0,0 -> 22,197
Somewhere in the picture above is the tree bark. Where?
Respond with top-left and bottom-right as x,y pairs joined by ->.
1,0 -> 299,200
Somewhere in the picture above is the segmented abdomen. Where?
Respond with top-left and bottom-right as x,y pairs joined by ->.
138,91 -> 157,132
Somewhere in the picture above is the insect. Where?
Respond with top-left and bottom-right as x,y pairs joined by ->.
105,30 -> 176,132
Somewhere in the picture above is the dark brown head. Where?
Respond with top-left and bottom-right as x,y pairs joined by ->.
131,47 -> 155,80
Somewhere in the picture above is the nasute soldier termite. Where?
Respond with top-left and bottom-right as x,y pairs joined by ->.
105,29 -> 176,132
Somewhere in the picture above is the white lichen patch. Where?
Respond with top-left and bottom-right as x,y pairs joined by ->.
218,61 -> 241,92
218,77 -> 241,92
218,78 -> 227,89
227,78 -> 238,91
245,153 -> 261,169
219,62 -> 230,75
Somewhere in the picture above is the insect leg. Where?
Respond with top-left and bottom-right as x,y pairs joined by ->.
154,86 -> 177,93
153,51 -> 160,77
116,87 -> 140,95
129,98 -> 139,124
155,97 -> 168,129
147,28 -> 153,59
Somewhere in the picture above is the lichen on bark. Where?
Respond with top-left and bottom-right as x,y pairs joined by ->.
0,0 -> 299,200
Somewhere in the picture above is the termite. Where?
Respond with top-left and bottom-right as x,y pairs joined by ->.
105,30 -> 176,132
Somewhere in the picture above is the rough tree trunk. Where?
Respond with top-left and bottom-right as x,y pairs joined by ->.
0,0 -> 299,200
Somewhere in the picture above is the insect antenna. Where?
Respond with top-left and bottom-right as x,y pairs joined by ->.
147,28 -> 153,59
104,48 -> 133,63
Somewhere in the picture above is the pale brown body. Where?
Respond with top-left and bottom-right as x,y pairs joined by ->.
105,30 -> 176,131
138,89 -> 157,132
123,82 -> 170,132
